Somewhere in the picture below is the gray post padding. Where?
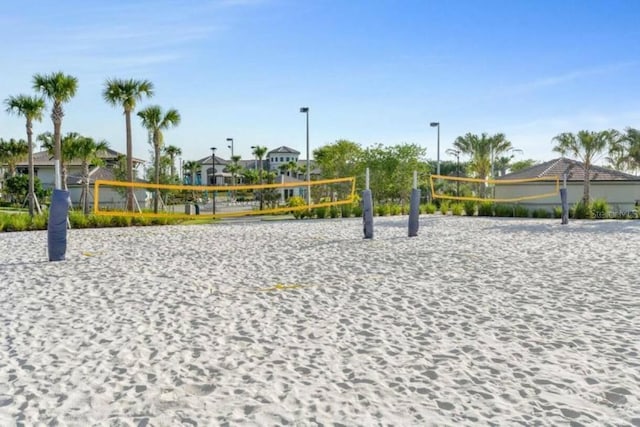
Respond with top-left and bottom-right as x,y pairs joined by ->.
48,189 -> 70,261
362,189 -> 374,239
560,188 -> 569,225
408,188 -> 420,237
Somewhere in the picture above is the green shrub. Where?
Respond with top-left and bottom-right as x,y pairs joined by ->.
439,201 -> 450,215
571,202 -> 592,219
389,204 -> 401,216
89,214 -> 113,228
422,203 -> 437,214
314,206 -> 328,219
514,205 -> 529,218
463,201 -> 476,216
494,204 -> 514,217
477,201 -> 494,217
4,214 -> 30,232
591,199 -> 610,219
352,204 -> 363,217
375,203 -> 389,216
401,204 -> 410,215
131,216 -> 151,226
112,216 -> 132,227
69,211 -> 90,228
340,204 -> 352,218
329,205 -> 340,218
287,196 -> 307,219
532,208 -> 551,219
553,206 -> 563,218
30,213 -> 48,230
451,203 -> 464,216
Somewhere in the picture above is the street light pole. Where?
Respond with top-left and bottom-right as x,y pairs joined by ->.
226,138 -> 234,157
210,147 -> 216,215
430,122 -> 440,176
300,107 -> 310,206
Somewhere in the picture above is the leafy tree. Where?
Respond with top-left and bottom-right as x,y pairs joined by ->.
103,78 -> 154,210
509,159 -> 538,173
137,105 -> 181,213
4,94 -> 46,216
4,174 -> 48,206
313,139 -> 363,181
552,130 -> 620,204
0,138 -> 29,177
361,143 -> 428,203
32,71 -> 78,190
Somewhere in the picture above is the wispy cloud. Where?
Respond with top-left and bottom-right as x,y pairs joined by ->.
503,62 -> 638,96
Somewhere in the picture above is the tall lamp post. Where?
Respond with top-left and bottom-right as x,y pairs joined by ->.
226,138 -> 234,157
446,148 -> 461,197
300,107 -> 310,206
430,122 -> 440,176
210,147 -> 216,214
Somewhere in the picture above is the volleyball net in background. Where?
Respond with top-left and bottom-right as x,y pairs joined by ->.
92,177 -> 356,219
429,174 -> 560,203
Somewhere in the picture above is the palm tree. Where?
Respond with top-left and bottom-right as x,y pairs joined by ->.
552,130 -> 620,204
0,138 -> 29,177
226,155 -> 242,185
69,136 -> 109,214
4,95 -> 46,217
182,160 -> 200,185
137,105 -> 181,213
102,78 -> 154,211
608,127 -> 640,173
252,145 -> 268,209
164,144 -> 182,179
453,132 -> 513,197
38,131 -> 82,190
32,72 -> 78,190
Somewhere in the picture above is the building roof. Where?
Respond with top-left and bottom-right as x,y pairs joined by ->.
16,149 -> 144,167
198,155 -> 229,166
268,146 -> 300,155
498,157 -> 640,182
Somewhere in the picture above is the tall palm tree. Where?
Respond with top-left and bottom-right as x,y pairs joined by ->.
552,130 -> 620,204
32,72 -> 78,190
69,136 -> 109,214
4,95 -> 46,217
252,145 -> 268,209
164,144 -> 182,179
137,105 -> 180,213
38,131 -> 82,190
102,78 -> 154,211
0,138 -> 29,177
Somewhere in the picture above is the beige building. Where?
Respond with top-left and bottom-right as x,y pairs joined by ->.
495,158 -> 640,213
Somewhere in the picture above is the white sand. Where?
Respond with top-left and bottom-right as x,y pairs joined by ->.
1,216 -> 639,426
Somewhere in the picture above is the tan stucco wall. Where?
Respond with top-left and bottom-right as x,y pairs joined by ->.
494,182 -> 640,212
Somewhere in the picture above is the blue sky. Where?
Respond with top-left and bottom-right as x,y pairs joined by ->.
2,0 -> 639,168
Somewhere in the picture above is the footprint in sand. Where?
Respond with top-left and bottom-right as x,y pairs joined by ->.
183,383 -> 216,396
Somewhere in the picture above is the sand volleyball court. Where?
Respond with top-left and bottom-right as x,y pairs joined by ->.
1,216 -> 639,425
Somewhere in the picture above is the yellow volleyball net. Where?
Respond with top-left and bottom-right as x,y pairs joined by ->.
429,174 -> 560,203
93,176 -> 356,219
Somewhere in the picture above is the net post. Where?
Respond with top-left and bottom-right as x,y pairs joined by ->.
561,173 -> 569,225
408,171 -> 420,237
363,168 -> 374,239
